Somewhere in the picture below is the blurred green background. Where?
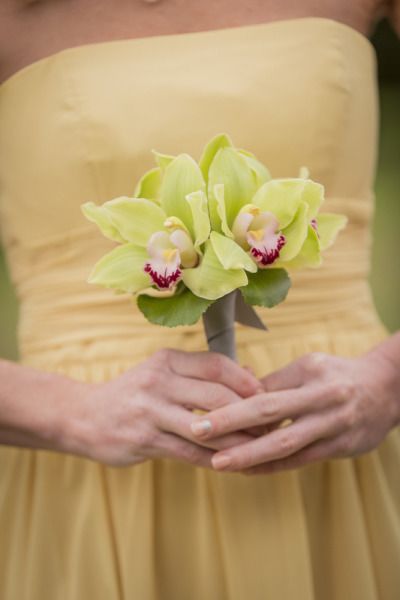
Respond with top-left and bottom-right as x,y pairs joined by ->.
0,20 -> 399,361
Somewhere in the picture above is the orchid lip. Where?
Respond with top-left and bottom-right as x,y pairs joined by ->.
249,233 -> 286,266
144,263 -> 182,290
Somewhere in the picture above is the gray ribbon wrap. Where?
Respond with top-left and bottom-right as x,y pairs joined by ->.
202,291 -> 267,360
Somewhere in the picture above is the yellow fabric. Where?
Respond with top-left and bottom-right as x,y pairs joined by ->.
0,16 -> 399,599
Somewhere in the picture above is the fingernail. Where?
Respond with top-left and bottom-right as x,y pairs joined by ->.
190,419 -> 212,436
212,454 -> 232,470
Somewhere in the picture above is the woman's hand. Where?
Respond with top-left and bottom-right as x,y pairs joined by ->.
189,347 -> 400,474
69,348 -> 263,468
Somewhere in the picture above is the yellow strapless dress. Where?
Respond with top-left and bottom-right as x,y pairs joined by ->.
0,17 -> 399,600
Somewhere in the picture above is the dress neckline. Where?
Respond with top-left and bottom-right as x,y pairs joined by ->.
0,16 -> 375,92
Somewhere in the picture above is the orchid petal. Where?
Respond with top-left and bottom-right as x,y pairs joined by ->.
251,180 -> 305,229
164,216 -> 190,235
237,149 -> 271,187
147,231 -> 172,258
210,231 -> 257,273
182,240 -> 248,300
199,133 -> 233,182
279,225 -> 321,269
133,167 -> 162,202
100,197 -> 166,246
278,201 -> 309,261
151,149 -> 175,169
169,229 -> 198,268
88,243 -> 150,293
315,213 -> 348,250
81,202 -> 126,243
208,147 -> 257,231
213,184 -> 233,238
185,190 -> 211,248
160,153 -> 206,237
231,209 -> 255,248
301,180 -> 325,219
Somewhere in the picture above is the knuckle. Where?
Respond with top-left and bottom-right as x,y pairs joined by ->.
207,353 -> 228,380
332,381 -> 356,404
302,352 -> 329,375
135,367 -> 160,390
337,435 -> 352,455
277,431 -> 298,455
182,445 -> 203,465
130,427 -> 156,452
342,405 -> 359,429
257,395 -> 280,421
152,347 -> 173,365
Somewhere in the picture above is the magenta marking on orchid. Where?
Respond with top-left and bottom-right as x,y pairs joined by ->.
144,264 -> 182,290
310,218 -> 320,237
250,234 -> 286,266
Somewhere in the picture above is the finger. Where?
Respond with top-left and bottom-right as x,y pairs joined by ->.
154,432 -> 214,468
157,405 -> 256,451
241,435 -> 346,475
260,361 -> 305,392
163,373 -> 243,412
210,409 -> 342,471
163,348 -> 263,397
190,386 -> 326,440
260,352 -> 330,392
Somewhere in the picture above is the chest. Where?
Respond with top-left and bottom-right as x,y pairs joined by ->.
0,0 -> 383,83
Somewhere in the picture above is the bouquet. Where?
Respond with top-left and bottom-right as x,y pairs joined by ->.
81,133 -> 347,359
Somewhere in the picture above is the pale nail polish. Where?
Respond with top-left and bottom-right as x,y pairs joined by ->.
212,454 -> 232,470
191,419 -> 212,436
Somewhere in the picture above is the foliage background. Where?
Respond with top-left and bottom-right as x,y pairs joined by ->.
0,20 -> 399,360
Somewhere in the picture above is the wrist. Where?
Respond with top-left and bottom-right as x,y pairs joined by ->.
364,343 -> 400,428
52,379 -> 98,459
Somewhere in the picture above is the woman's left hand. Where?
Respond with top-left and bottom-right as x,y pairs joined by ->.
190,349 -> 400,474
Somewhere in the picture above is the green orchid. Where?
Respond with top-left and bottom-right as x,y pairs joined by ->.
81,132 -> 347,334
198,135 -> 347,270
81,149 -> 255,302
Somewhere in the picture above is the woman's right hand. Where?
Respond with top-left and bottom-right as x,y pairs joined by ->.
70,348 -> 263,468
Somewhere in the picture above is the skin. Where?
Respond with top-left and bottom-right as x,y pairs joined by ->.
0,0 -> 393,83
190,336 -> 400,473
0,0 -> 399,474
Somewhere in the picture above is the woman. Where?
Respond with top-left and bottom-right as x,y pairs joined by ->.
0,0 -> 399,598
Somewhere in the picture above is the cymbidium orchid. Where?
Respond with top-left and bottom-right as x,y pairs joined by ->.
81,132 -> 347,358
81,150 -> 256,303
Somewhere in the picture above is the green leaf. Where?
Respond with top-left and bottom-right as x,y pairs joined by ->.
208,147 -> 257,231
133,167 -> 162,202
210,231 -> 257,273
88,243 -> 150,293
316,213 -> 348,250
199,133 -> 233,182
137,285 -> 213,327
182,240 -> 248,300
240,269 -> 291,307
101,197 -> 166,246
160,153 -> 206,237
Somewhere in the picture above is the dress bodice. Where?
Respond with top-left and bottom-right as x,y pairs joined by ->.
0,17 -> 385,370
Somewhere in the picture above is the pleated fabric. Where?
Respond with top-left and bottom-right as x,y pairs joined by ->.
0,17 -> 399,599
